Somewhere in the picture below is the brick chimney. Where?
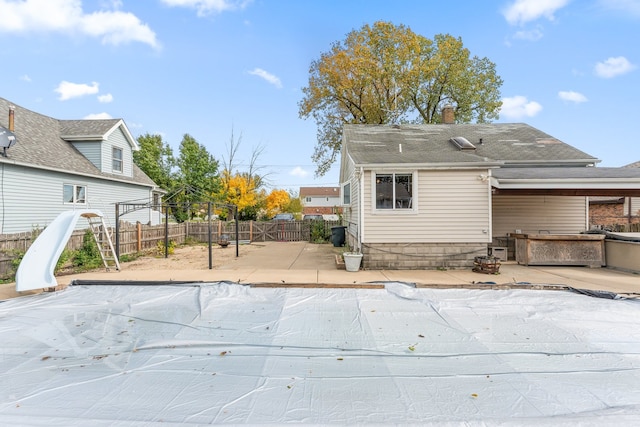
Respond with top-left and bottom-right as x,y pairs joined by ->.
9,106 -> 15,131
442,105 -> 454,124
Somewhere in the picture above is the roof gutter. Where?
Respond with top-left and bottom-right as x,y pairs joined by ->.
504,159 -> 600,167
354,162 -> 503,170
494,177 -> 640,190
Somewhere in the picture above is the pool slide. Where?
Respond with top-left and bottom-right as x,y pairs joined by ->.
15,209 -> 105,292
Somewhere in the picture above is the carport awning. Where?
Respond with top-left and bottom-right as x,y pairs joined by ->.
491,167 -> 640,196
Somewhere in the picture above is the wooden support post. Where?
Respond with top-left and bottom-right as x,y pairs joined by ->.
137,222 -> 142,252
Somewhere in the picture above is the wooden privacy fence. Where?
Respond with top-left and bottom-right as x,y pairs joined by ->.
0,220 -> 340,279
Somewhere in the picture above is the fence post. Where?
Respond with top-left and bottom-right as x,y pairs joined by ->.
137,222 -> 142,252
208,202 -> 212,270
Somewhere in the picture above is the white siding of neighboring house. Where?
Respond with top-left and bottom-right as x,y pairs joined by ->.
492,195 -> 588,236
362,169 -> 492,243
0,164 -> 158,234
103,127 -> 134,177
71,141 -> 102,170
304,193 -> 340,208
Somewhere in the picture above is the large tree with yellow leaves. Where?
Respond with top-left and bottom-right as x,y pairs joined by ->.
299,21 -> 503,176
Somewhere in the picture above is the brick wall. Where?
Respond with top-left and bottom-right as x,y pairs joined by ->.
590,203 -> 640,227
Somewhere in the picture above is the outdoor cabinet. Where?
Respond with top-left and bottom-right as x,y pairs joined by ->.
512,233 -> 605,268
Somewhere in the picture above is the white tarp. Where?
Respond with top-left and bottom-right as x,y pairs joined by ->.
1,282 -> 640,425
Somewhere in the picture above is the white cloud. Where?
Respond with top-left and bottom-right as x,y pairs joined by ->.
289,166 -> 309,178
558,91 -> 588,103
160,0 -> 251,17
513,28 -> 543,41
500,96 -> 543,119
0,0 -> 159,49
55,81 -> 99,101
84,112 -> 113,120
20,74 -> 31,82
502,0 -> 570,25
594,56 -> 637,78
248,68 -> 282,88
98,93 -> 113,103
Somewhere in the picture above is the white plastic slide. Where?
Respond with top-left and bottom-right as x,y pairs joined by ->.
15,209 -> 105,292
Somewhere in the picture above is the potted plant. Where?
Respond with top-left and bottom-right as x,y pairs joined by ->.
343,250 -> 363,272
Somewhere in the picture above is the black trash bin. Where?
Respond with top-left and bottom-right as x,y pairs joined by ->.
331,226 -> 347,247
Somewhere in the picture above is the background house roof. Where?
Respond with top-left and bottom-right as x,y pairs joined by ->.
0,97 -> 155,188
299,186 -> 340,197
343,123 -> 599,167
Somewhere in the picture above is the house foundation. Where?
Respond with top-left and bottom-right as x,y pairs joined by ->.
362,242 -> 488,270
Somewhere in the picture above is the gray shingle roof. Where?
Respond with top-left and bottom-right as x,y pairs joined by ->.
60,119 -> 121,138
344,123 -> 599,167
0,97 -> 156,187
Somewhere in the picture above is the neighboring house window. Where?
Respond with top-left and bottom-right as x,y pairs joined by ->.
112,147 -> 123,172
305,197 -> 312,203
153,193 -> 161,207
342,182 -> 351,205
63,184 -> 87,204
375,173 -> 412,209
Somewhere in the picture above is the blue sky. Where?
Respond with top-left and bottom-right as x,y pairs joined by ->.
1,0 -> 639,193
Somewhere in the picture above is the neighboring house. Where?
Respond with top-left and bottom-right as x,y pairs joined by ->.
339,107 -> 640,269
589,161 -> 640,227
300,186 -> 342,216
0,97 -> 163,234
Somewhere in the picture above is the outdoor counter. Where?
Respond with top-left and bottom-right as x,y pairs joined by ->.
512,233 -> 605,268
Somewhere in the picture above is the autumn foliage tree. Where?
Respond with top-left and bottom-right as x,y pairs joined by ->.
299,21 -> 503,176
265,189 -> 291,219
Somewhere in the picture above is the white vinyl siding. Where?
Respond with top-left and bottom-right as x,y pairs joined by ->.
363,169 -> 491,243
71,141 -> 102,169
0,164 -> 158,234
492,195 -> 588,236
303,194 -> 340,208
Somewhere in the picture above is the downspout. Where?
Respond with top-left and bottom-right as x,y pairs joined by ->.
486,170 -> 493,248
358,166 -> 364,253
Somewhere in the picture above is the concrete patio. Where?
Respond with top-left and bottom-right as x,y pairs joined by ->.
2,241 -> 638,300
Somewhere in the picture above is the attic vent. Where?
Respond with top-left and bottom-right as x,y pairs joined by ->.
450,136 -> 476,151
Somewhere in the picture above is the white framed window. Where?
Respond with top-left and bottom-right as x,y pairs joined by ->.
112,146 -> 123,172
375,172 -> 413,210
305,196 -> 312,203
63,184 -> 87,204
341,182 -> 351,205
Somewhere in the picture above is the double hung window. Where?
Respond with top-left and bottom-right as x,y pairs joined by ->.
375,173 -> 413,210
112,147 -> 123,172
63,184 -> 87,204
